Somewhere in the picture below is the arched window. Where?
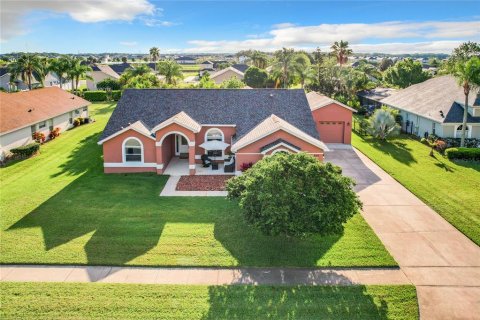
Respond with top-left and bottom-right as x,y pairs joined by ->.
123,138 -> 143,162
206,128 -> 224,141
455,124 -> 471,138
205,128 -> 224,158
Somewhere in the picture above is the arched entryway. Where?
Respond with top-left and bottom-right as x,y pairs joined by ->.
158,131 -> 195,175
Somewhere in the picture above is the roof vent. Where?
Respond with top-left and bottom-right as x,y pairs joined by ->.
28,109 -> 32,112
269,93 -> 274,97
439,110 -> 444,118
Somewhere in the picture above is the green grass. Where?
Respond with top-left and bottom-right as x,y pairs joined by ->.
352,132 -> 480,245
0,282 -> 418,320
0,103 -> 395,267
181,64 -> 202,71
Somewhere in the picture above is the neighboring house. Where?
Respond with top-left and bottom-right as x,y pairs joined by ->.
98,89 -> 354,175
200,60 -> 214,70
231,64 -> 250,73
307,92 -> 356,144
380,75 -> 480,138
0,67 -> 41,91
108,62 -> 156,75
44,72 -> 73,90
0,87 -> 91,160
357,87 -> 397,107
86,64 -> 120,90
210,67 -> 244,85
174,56 -> 196,64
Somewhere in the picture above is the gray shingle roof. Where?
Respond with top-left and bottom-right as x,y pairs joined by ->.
232,64 -> 250,73
381,75 -> 479,123
100,89 -> 319,142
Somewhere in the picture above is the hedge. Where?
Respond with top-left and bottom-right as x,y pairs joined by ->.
111,90 -> 122,101
10,143 -> 40,158
83,91 -> 107,102
445,147 -> 480,161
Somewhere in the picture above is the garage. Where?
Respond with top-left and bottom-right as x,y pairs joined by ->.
317,121 -> 345,143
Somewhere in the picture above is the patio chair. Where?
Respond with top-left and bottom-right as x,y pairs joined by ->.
224,156 -> 235,173
201,154 -> 212,167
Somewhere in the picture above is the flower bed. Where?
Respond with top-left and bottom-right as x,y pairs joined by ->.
176,175 -> 233,191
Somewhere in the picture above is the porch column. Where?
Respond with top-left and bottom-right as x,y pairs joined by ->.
188,143 -> 196,175
155,143 -> 163,175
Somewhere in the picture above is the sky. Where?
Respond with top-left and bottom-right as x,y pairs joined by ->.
1,0 -> 479,54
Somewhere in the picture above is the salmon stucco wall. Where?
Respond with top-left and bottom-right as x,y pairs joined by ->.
103,129 -> 156,164
311,103 -> 353,144
162,135 -> 175,169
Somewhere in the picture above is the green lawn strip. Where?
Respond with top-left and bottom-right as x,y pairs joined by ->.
181,64 -> 202,71
0,282 -> 418,320
352,132 -> 480,245
0,103 -> 395,267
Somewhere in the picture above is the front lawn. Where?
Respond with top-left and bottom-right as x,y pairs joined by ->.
0,282 -> 418,320
352,132 -> 480,245
0,103 -> 395,267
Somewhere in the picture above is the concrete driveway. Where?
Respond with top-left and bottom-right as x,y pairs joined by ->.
325,146 -> 480,320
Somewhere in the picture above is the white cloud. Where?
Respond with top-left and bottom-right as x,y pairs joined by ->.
184,20 -> 480,53
120,41 -> 138,47
272,22 -> 296,29
1,0 -> 155,41
142,18 -> 179,27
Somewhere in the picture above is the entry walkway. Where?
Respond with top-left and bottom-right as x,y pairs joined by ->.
325,147 -> 480,320
0,265 -> 408,285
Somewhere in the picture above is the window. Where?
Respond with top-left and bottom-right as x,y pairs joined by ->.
48,119 -> 53,132
69,112 -> 73,124
432,123 -> 436,135
30,125 -> 36,135
83,107 -> 88,112
123,138 -> 143,162
75,109 -> 80,115
38,121 -> 46,129
205,128 -> 224,158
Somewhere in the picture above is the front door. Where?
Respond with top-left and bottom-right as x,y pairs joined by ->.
175,134 -> 189,155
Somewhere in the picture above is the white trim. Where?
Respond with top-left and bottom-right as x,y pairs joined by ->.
188,141 -> 195,147
98,122 -> 154,145
157,131 -> 191,146
195,155 -> 201,160
261,142 -> 300,154
204,127 -> 226,159
151,112 -> 201,134
189,164 -> 196,169
104,162 -> 156,168
157,164 -> 163,169
122,137 -> 144,163
310,100 -> 357,113
210,66 -> 244,80
232,127 -> 328,152
201,124 -> 236,127
235,170 -> 242,176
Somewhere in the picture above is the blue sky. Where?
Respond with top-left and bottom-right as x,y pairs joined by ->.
1,1 -> 479,54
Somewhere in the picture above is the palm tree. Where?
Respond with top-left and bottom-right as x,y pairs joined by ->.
8,53 -> 43,90
49,56 -> 70,89
157,60 -> 184,85
272,48 -> 296,88
296,66 -> 316,88
67,57 -> 93,91
451,57 -> 480,147
331,40 -> 353,66
119,64 -> 152,86
250,51 -> 268,69
150,47 -> 160,71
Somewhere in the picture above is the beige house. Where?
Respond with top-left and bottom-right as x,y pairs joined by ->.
86,64 -> 120,90
0,87 -> 90,160
210,67 -> 244,85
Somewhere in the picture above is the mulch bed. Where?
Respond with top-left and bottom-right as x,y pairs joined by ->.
176,175 -> 233,191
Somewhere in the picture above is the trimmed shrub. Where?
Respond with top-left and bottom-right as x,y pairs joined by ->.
443,137 -> 480,149
96,78 -> 121,90
240,162 -> 253,172
11,143 -> 40,158
83,90 -> 107,102
111,90 -> 122,101
445,147 -> 480,161
73,117 -> 84,127
48,127 -> 61,140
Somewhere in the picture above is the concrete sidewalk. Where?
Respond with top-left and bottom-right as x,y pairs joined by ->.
0,265 -> 410,286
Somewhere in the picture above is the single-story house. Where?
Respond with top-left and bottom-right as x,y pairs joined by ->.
174,56 -> 196,65
210,67 -> 244,85
200,60 -> 214,70
380,76 -> 480,138
98,89 -> 354,175
0,68 -> 72,92
108,62 -> 156,75
86,64 -> 120,90
0,87 -> 91,159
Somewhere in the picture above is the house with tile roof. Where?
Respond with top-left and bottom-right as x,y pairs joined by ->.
86,64 -> 120,90
210,67 -> 245,85
98,89 -> 354,175
0,87 -> 90,159
380,76 -> 480,138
